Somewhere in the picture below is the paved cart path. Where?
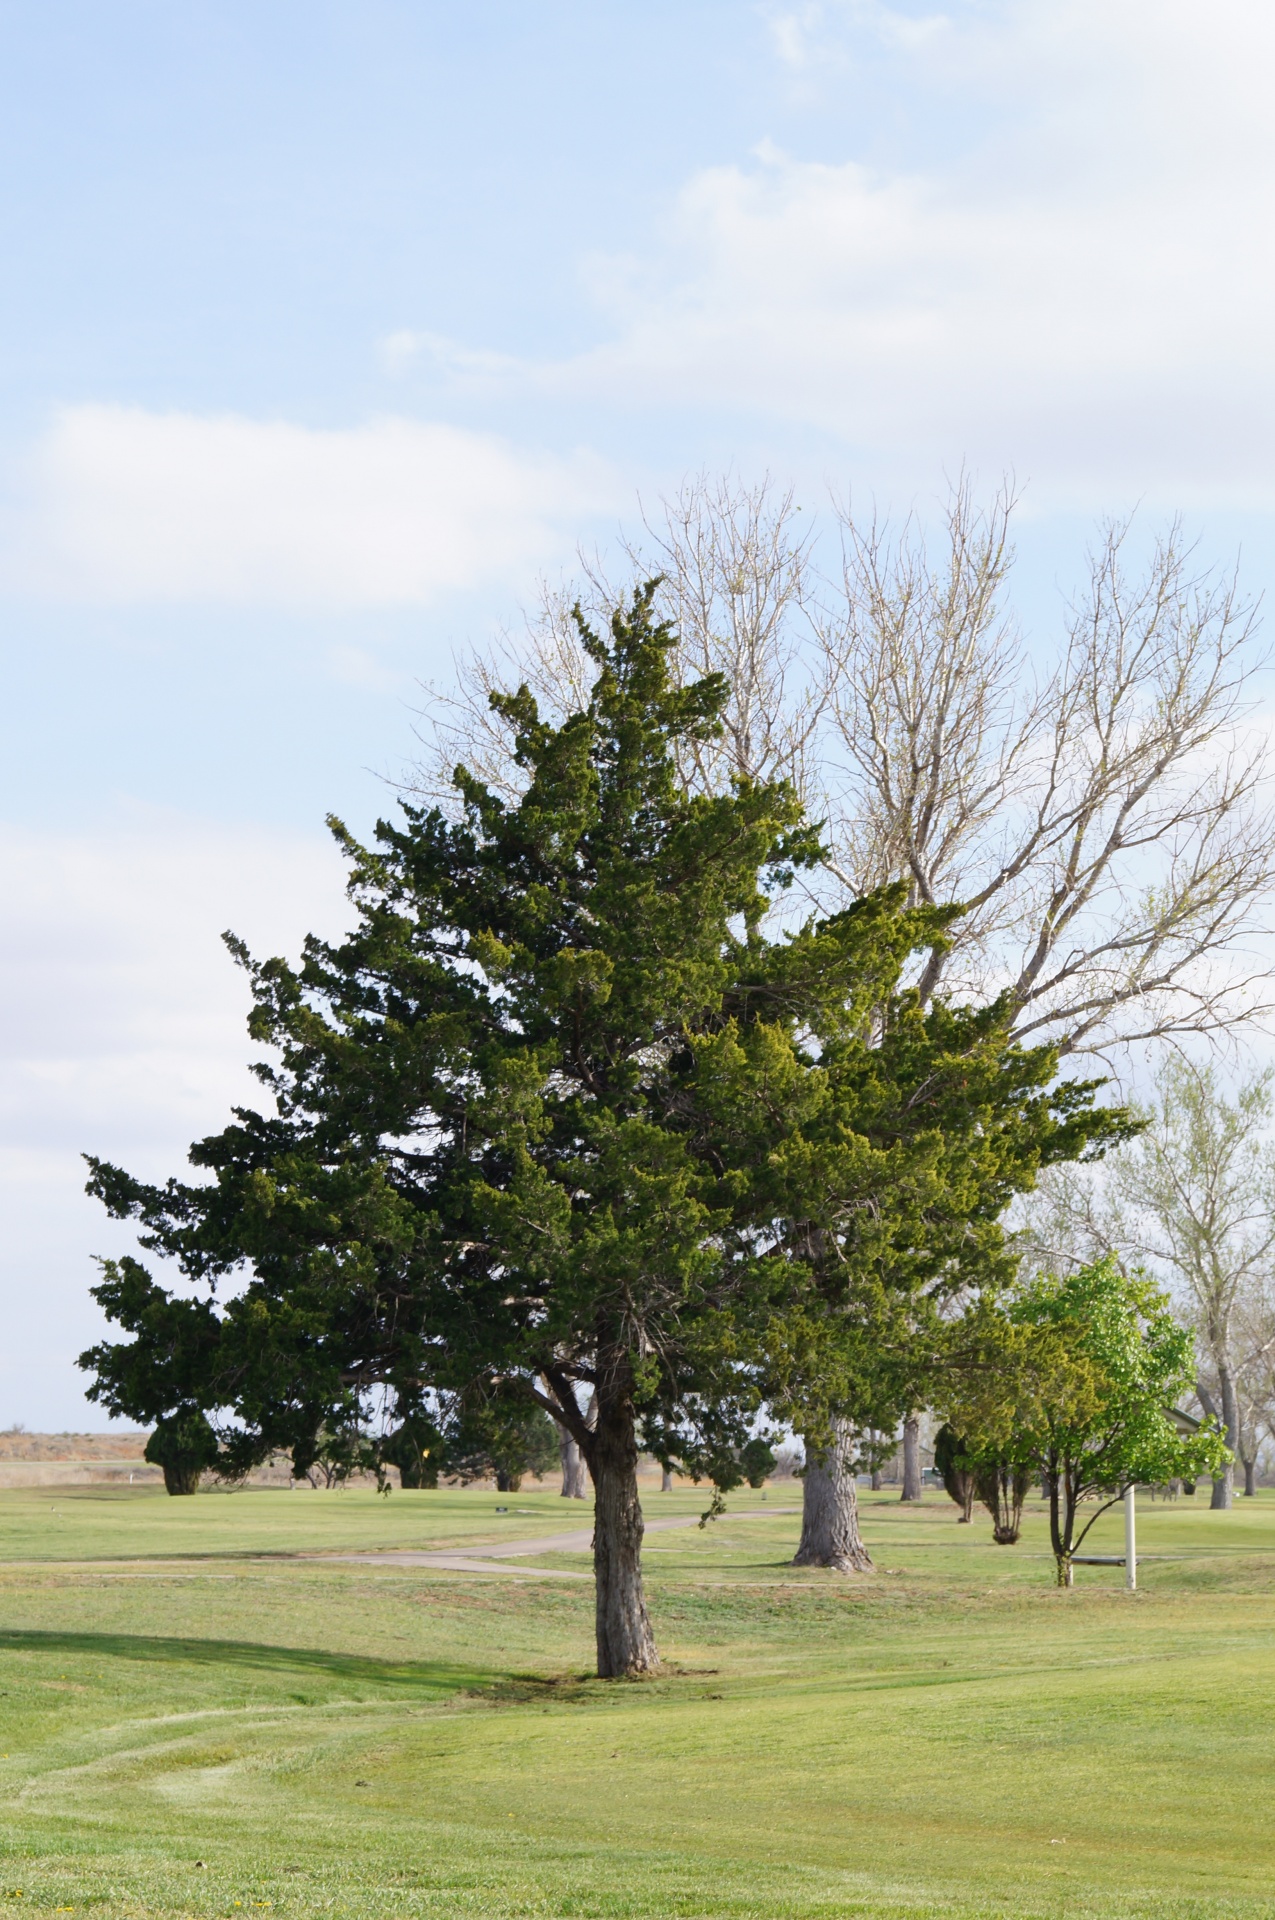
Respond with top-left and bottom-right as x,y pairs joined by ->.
316,1506 -> 801,1579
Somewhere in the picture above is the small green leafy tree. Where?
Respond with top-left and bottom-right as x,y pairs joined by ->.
1112,1058 -> 1275,1509
952,1259 -> 1229,1584
303,1420 -> 377,1489
940,1310 -> 1046,1544
932,1413 -> 1028,1543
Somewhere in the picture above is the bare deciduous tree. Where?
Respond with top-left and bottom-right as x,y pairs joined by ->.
549,1380 -> 593,1499
419,473 -> 1274,1059
413,474 -> 827,818
822,487 -> 1274,1058
621,473 -> 826,804
1230,1288 -> 1275,1494
1026,1060 -> 1275,1509
1112,1060 -> 1275,1509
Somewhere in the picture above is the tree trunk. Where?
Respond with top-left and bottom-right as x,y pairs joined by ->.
793,1421 -> 873,1572
1242,1454 -> 1257,1497
901,1413 -> 922,1502
1211,1362 -> 1238,1510
589,1347 -> 659,1679
559,1427 -> 589,1499
1047,1457 -> 1074,1585
161,1461 -> 201,1496
660,1466 -> 673,1491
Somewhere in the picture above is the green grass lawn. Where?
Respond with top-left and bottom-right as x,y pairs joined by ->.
2,1480 -> 1275,1920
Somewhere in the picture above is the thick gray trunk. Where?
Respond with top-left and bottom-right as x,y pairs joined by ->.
589,1352 -> 659,1678
1211,1363 -> 1238,1510
559,1428 -> 589,1499
547,1376 -> 592,1498
793,1421 -> 873,1572
1242,1455 -> 1257,1497
660,1466 -> 673,1491
901,1413 -> 922,1502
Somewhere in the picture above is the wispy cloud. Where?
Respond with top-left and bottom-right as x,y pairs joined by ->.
378,329 -> 523,382
3,406 -> 614,607
529,0 -> 1275,503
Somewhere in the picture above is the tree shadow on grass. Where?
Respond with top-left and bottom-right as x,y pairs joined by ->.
0,1629 -> 492,1695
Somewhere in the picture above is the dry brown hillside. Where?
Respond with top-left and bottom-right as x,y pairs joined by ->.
0,1430 -> 148,1460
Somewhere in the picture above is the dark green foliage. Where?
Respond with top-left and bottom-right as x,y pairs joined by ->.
448,1388 -> 561,1492
380,1406 -> 444,1489
81,1256 -> 226,1494
143,1407 -> 220,1495
740,1437 -> 777,1487
933,1423 -> 976,1522
80,1255 -> 223,1428
80,588 -> 835,1492
933,1421 -> 1029,1542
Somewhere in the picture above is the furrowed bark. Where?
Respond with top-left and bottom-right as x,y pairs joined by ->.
793,1420 -> 874,1572
588,1345 -> 659,1678
901,1413 -> 922,1502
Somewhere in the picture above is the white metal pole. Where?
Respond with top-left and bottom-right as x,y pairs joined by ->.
1124,1482 -> 1136,1591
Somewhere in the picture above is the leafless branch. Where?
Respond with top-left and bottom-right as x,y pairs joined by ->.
406,473 -> 1275,1059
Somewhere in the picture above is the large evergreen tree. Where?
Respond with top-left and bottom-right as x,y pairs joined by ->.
82,588 -> 1123,1674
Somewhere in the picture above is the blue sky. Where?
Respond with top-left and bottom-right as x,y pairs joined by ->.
4,1 -> 1275,1426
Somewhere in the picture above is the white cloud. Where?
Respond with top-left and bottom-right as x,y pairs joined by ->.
0,810 -> 350,1154
0,813 -> 350,1426
4,406 -> 613,607
379,329 -> 522,382
543,0 -> 1275,505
